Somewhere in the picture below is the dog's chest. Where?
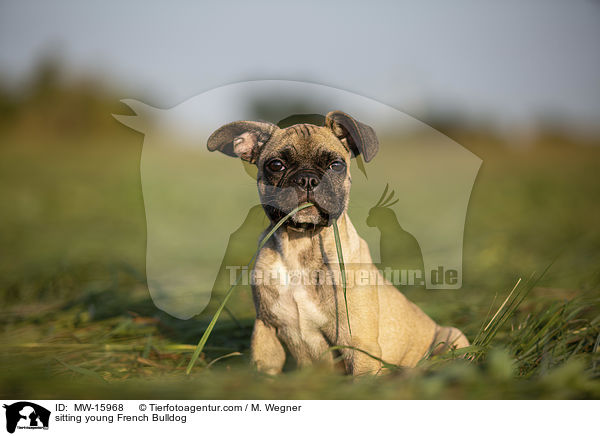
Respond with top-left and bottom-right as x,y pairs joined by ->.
267,255 -> 330,337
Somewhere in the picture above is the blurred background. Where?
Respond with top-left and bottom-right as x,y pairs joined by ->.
1,0 -> 599,399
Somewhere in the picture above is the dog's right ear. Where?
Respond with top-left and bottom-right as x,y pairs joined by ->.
325,111 -> 379,162
207,121 -> 277,164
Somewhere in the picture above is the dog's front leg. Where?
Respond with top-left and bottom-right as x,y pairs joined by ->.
251,318 -> 286,375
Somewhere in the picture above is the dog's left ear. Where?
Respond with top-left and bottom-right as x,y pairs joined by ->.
207,121 -> 277,164
325,111 -> 379,162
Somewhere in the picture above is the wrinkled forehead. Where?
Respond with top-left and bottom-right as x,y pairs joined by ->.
266,124 -> 349,159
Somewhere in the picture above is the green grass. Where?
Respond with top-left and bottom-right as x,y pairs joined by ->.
1,130 -> 599,399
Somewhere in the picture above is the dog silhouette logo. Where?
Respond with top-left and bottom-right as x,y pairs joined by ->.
3,402 -> 50,433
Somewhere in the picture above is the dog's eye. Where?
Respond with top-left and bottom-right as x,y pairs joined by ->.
328,161 -> 346,172
266,159 -> 286,172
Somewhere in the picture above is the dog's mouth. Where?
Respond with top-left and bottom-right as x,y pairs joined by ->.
288,204 -> 330,231
263,201 -> 331,231
287,221 -> 320,231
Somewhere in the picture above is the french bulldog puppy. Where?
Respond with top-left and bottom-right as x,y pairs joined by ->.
208,111 -> 469,375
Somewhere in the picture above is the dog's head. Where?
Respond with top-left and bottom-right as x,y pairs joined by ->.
207,111 -> 378,229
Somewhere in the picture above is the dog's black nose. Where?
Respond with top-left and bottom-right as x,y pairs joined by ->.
292,172 -> 320,191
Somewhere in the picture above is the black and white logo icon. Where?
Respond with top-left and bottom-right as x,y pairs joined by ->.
3,402 -> 50,434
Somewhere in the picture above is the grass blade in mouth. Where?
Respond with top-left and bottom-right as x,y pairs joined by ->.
332,219 -> 351,336
186,202 -> 314,375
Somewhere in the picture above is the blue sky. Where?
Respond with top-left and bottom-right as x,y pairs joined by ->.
1,0 -> 599,127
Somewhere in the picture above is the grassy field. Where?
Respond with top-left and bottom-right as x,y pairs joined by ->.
1,122 -> 599,399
